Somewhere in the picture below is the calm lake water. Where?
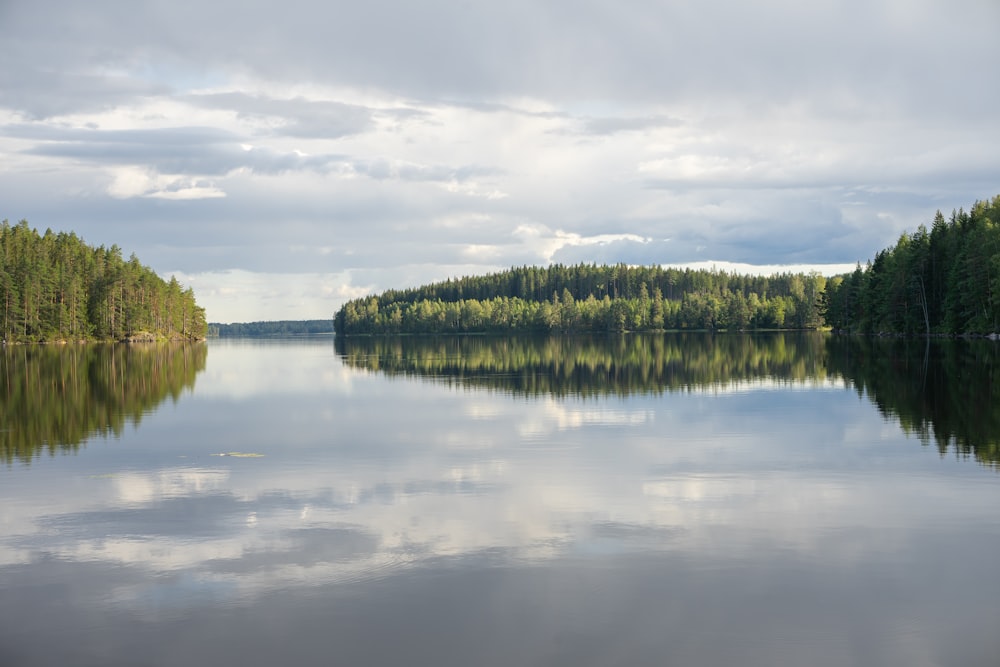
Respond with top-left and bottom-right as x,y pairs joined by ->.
1,333 -> 999,666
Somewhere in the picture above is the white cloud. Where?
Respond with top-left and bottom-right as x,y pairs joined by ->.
107,166 -> 226,200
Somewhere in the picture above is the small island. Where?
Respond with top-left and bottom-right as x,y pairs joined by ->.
1,219 -> 207,343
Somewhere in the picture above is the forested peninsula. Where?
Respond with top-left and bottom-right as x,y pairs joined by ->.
335,264 -> 825,335
1,220 -> 207,343
334,196 -> 1000,337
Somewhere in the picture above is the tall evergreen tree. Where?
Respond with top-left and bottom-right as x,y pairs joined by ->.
0,220 -> 206,342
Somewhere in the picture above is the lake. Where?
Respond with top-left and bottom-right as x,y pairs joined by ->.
1,333 -> 999,666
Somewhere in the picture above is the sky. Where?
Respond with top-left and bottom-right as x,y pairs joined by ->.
1,0 -> 998,323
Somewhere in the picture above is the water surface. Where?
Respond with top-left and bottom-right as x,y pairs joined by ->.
1,334 -> 998,666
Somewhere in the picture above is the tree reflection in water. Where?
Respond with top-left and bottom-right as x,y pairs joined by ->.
338,332 -> 1000,469
1,343 -> 207,464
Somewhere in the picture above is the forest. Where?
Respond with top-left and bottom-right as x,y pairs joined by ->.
822,195 -> 1000,335
335,196 -> 1000,337
209,319 -> 333,337
334,263 -> 827,335
0,220 -> 207,343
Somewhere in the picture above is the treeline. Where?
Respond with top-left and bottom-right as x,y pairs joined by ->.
822,196 -> 1000,335
335,264 -> 827,335
209,319 -> 333,337
0,220 -> 207,342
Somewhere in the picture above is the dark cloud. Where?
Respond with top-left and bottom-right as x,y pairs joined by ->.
1,124 -> 240,146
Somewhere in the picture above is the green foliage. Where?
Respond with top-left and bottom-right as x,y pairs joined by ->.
334,263 -> 828,335
822,195 -> 1000,335
209,320 -> 334,337
0,220 -> 206,342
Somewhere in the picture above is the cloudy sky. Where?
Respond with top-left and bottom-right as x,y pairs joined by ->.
1,0 -> 998,323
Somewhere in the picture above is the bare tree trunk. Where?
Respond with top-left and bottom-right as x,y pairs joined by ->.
915,275 -> 930,336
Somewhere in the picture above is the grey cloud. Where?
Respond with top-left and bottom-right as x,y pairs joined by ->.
1,124 -> 239,145
440,99 -> 568,120
3,0 -> 996,112
0,169 -> 896,277
241,146 -> 345,174
0,67 -> 170,121
6,121 -> 497,185
574,115 -> 684,137
24,140 -> 339,175
683,206 -> 890,266
351,158 -> 498,183
0,146 -> 955,280
545,196 -> 888,268
184,92 -> 380,139
642,166 -> 1000,198
8,124 -> 347,175
0,169 -> 448,272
